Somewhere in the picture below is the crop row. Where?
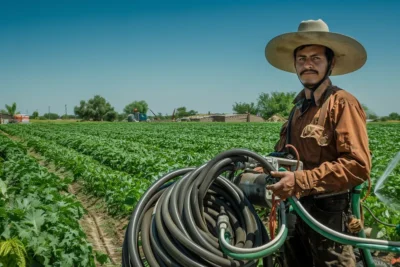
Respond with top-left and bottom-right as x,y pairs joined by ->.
0,134 -> 95,266
5,122 -> 279,154
0,128 -> 150,216
0,125 -> 208,178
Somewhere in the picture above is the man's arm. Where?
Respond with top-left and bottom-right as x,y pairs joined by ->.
293,95 -> 372,197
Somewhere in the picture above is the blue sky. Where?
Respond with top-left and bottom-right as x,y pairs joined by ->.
0,0 -> 399,117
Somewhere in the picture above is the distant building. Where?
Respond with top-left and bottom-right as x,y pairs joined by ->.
14,114 -> 30,124
0,113 -> 13,124
0,114 -> 30,124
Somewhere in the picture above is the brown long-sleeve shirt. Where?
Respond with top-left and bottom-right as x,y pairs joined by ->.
274,79 -> 371,197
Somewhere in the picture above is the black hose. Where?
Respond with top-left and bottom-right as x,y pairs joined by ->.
122,148 -> 277,267
362,204 -> 397,228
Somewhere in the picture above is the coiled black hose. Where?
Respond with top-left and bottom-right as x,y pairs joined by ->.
122,148 -> 277,267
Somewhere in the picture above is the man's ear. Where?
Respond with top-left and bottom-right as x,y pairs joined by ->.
331,57 -> 336,69
328,57 -> 336,76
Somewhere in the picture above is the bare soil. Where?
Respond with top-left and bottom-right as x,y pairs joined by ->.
69,182 -> 127,266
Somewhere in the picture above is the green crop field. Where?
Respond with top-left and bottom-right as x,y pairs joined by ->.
1,122 -> 399,265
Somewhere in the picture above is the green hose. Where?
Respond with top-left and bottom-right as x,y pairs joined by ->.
220,228 -> 288,260
288,196 -> 400,253
219,193 -> 400,263
218,201 -> 288,260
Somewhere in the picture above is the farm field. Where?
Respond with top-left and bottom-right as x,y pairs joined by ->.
1,122 -> 399,266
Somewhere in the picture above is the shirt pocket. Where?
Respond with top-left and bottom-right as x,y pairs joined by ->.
300,124 -> 333,165
274,121 -> 288,152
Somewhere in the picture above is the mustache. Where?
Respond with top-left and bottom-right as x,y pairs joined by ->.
301,70 -> 318,75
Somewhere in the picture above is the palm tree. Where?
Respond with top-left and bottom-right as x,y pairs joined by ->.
5,102 -> 17,116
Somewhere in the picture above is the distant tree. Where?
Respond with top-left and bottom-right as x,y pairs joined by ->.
123,100 -> 149,115
379,116 -> 389,122
43,113 -> 60,120
175,107 -> 198,118
5,102 -> 17,116
361,104 -> 378,120
103,110 -> 118,122
175,107 -> 186,118
61,114 -> 76,120
232,102 -> 259,115
74,100 -> 86,119
74,95 -> 116,121
388,112 -> 400,121
117,113 -> 126,121
189,110 -> 198,116
0,109 -> 7,114
257,91 -> 296,119
31,111 -> 39,119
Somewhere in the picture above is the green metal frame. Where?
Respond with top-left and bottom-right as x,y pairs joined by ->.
352,185 -> 375,267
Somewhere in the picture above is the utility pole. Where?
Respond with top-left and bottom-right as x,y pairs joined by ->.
65,104 -> 67,118
48,106 -> 50,120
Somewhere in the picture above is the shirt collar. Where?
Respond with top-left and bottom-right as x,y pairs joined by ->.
293,78 -> 333,107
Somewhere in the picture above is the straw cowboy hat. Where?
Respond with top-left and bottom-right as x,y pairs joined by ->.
265,19 -> 367,75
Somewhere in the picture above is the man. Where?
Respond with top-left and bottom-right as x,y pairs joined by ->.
264,19 -> 372,266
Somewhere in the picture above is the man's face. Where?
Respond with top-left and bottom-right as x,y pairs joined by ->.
294,45 -> 331,88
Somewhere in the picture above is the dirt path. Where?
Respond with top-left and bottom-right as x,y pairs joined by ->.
0,130 -> 126,266
67,181 -> 127,266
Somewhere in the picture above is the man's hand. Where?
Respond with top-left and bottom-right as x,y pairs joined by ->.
266,171 -> 296,200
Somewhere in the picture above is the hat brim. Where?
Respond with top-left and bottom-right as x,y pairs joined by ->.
265,31 -> 367,75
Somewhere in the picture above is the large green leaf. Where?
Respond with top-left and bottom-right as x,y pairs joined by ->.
23,209 -> 45,235
0,180 -> 7,198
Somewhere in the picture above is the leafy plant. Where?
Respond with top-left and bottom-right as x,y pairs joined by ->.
0,135 -> 95,266
0,238 -> 27,267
